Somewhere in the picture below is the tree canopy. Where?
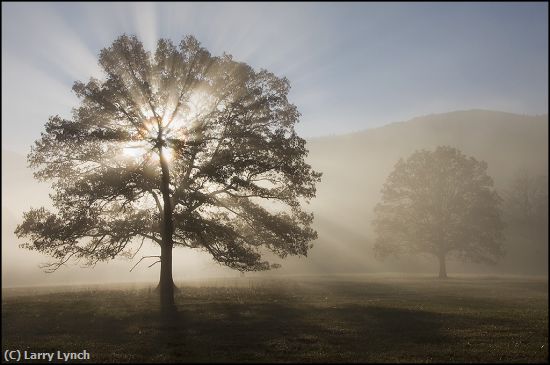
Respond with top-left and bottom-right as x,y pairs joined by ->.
15,35 -> 321,280
373,146 -> 504,278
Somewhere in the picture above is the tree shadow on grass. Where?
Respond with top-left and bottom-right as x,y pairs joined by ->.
150,301 -> 525,362
2,289 -> 545,362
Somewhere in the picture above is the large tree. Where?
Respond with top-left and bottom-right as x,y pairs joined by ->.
373,146 -> 504,278
15,35 -> 321,313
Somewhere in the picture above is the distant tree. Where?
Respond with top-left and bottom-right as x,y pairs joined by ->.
15,35 -> 321,314
373,146 -> 504,278
502,170 -> 548,258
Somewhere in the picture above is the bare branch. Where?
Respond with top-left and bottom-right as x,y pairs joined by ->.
129,255 -> 162,272
148,260 -> 162,268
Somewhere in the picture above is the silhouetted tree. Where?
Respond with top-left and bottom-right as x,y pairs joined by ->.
15,35 -> 321,313
373,146 -> 504,278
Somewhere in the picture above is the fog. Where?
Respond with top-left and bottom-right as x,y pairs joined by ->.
2,3 -> 548,288
2,109 -> 547,287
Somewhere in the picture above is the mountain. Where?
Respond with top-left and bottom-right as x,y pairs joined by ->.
307,109 -> 547,225
297,109 -> 548,275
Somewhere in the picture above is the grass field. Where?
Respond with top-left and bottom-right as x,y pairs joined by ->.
2,274 -> 548,363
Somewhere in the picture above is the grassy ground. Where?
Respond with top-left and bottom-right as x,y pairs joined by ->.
2,274 -> 548,363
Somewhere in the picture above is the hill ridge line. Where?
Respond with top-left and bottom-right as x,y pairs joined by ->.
306,109 -> 548,142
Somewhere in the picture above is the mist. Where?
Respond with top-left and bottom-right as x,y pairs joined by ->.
2,3 -> 548,363
3,110 -> 547,288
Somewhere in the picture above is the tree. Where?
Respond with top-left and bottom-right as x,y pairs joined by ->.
503,170 -> 548,234
372,146 -> 504,278
502,170 -> 548,270
15,35 -> 321,313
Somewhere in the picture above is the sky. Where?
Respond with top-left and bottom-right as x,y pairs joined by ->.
1,2 -> 548,154
1,2 -> 548,286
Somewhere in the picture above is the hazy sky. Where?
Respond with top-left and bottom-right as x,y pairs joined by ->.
2,2 -> 548,153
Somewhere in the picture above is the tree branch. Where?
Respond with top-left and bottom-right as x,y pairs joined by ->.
130,255 -> 162,272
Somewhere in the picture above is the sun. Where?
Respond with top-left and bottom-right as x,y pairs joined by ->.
160,147 -> 173,161
119,90 -> 213,164
121,142 -> 173,162
122,142 -> 148,159
121,117 -> 177,163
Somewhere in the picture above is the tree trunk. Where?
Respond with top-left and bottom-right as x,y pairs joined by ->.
159,242 -> 175,314
438,254 -> 448,279
154,279 -> 177,292
158,139 -> 176,315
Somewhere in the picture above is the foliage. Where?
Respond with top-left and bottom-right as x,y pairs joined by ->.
503,170 -> 548,233
16,35 -> 321,273
373,146 -> 504,266
502,170 -> 548,260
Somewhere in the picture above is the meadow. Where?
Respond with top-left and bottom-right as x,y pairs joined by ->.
2,274 -> 548,363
